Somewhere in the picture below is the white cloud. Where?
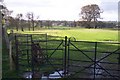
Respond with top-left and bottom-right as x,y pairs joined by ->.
4,0 -> 118,21
100,11 -> 118,21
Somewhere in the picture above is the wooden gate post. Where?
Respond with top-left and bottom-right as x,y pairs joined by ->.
9,30 -> 14,71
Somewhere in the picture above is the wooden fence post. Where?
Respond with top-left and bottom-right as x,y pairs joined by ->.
9,30 -> 14,70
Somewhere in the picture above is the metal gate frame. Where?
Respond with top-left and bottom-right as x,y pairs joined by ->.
67,37 -> 120,79
14,34 -> 66,78
14,34 -> 120,79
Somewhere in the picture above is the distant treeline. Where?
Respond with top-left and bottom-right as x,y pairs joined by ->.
77,21 -> 117,28
8,17 -> 118,30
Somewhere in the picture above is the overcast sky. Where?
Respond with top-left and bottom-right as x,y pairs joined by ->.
4,0 -> 119,21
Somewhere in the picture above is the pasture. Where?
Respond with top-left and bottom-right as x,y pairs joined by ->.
3,27 -> 120,78
8,26 -> 118,42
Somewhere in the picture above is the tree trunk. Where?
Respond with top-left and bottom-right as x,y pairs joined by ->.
28,20 -> 30,31
40,21 -> 43,28
20,20 -> 24,31
16,22 -> 18,31
94,17 -> 97,29
21,26 -> 24,31
32,20 -> 34,31
87,21 -> 90,28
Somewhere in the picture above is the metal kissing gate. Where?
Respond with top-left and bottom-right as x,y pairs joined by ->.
13,34 -> 120,79
67,38 -> 120,79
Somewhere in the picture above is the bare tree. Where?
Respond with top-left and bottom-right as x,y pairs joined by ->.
80,4 -> 103,28
26,12 -> 32,31
26,12 -> 35,31
16,13 -> 24,31
26,12 -> 40,31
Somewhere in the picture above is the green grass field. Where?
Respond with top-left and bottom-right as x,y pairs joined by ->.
3,27 -> 119,78
8,26 -> 118,41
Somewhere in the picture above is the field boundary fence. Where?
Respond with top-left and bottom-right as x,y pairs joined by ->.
11,33 -> 120,79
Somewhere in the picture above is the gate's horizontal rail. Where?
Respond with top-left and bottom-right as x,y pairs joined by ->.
18,48 -> 63,52
33,40 -> 63,42
49,58 -> 64,60
70,41 -> 120,44
41,48 -> 63,50
44,64 -> 63,66
68,49 -> 120,54
17,40 -> 63,43
68,59 -> 118,64
15,34 -> 31,37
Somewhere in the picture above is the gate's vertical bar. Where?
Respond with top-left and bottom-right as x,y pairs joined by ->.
46,33 -> 48,60
26,34 -> 29,70
30,35 -> 34,79
64,36 -> 67,77
118,33 -> 120,78
15,34 -> 19,71
94,42 -> 97,80
118,42 -> 120,64
118,45 -> 120,78
119,53 -> 120,64
67,38 -> 70,76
